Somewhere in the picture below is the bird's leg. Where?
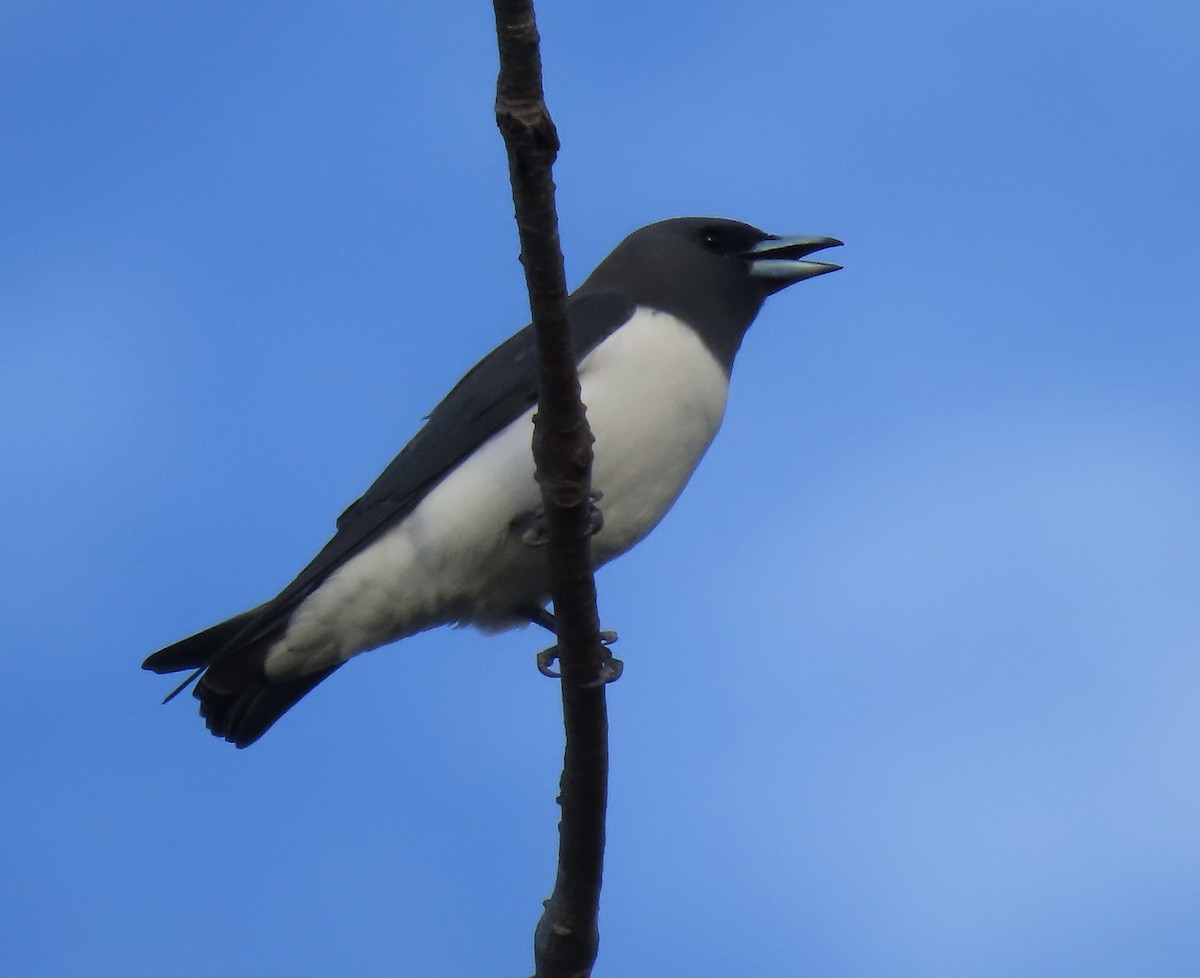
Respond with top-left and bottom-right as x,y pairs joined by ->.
511,490 -> 605,548
528,606 -> 558,635
525,606 -> 621,684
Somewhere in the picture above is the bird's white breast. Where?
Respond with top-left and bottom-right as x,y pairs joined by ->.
580,308 -> 730,561
265,308 -> 729,678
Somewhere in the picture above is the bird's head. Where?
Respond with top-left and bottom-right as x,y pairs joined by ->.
575,216 -> 842,363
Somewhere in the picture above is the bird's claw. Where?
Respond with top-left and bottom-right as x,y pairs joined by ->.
535,631 -> 623,685
536,648 -> 561,678
584,655 -> 624,687
515,490 -> 605,548
521,524 -> 550,548
586,498 -> 605,537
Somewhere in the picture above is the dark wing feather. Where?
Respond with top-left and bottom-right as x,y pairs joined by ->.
143,291 -> 635,745
215,291 -> 635,649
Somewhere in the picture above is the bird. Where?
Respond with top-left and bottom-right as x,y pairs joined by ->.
144,217 -> 842,747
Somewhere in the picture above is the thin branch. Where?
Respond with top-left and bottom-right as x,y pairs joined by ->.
491,2 -> 612,977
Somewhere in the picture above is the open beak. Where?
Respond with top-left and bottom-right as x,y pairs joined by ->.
746,234 -> 844,288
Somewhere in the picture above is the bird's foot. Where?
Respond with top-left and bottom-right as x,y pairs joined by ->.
514,490 -> 605,548
536,629 -> 621,686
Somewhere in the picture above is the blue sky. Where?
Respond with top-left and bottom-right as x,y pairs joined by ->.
3,1 -> 1199,975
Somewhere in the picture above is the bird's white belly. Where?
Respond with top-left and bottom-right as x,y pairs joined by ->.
264,309 -> 729,677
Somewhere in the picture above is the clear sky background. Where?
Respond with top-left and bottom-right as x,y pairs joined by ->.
3,2 -> 1198,975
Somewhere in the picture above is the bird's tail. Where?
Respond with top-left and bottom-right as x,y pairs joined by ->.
143,609 -> 263,675
143,608 -> 340,749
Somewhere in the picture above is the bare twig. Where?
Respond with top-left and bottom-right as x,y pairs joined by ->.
491,2 -> 611,976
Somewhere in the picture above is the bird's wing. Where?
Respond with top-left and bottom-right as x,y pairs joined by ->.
251,290 -> 636,635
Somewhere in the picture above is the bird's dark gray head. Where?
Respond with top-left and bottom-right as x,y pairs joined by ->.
575,217 -> 842,367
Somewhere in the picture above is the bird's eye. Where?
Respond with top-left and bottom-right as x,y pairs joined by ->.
699,228 -> 725,251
